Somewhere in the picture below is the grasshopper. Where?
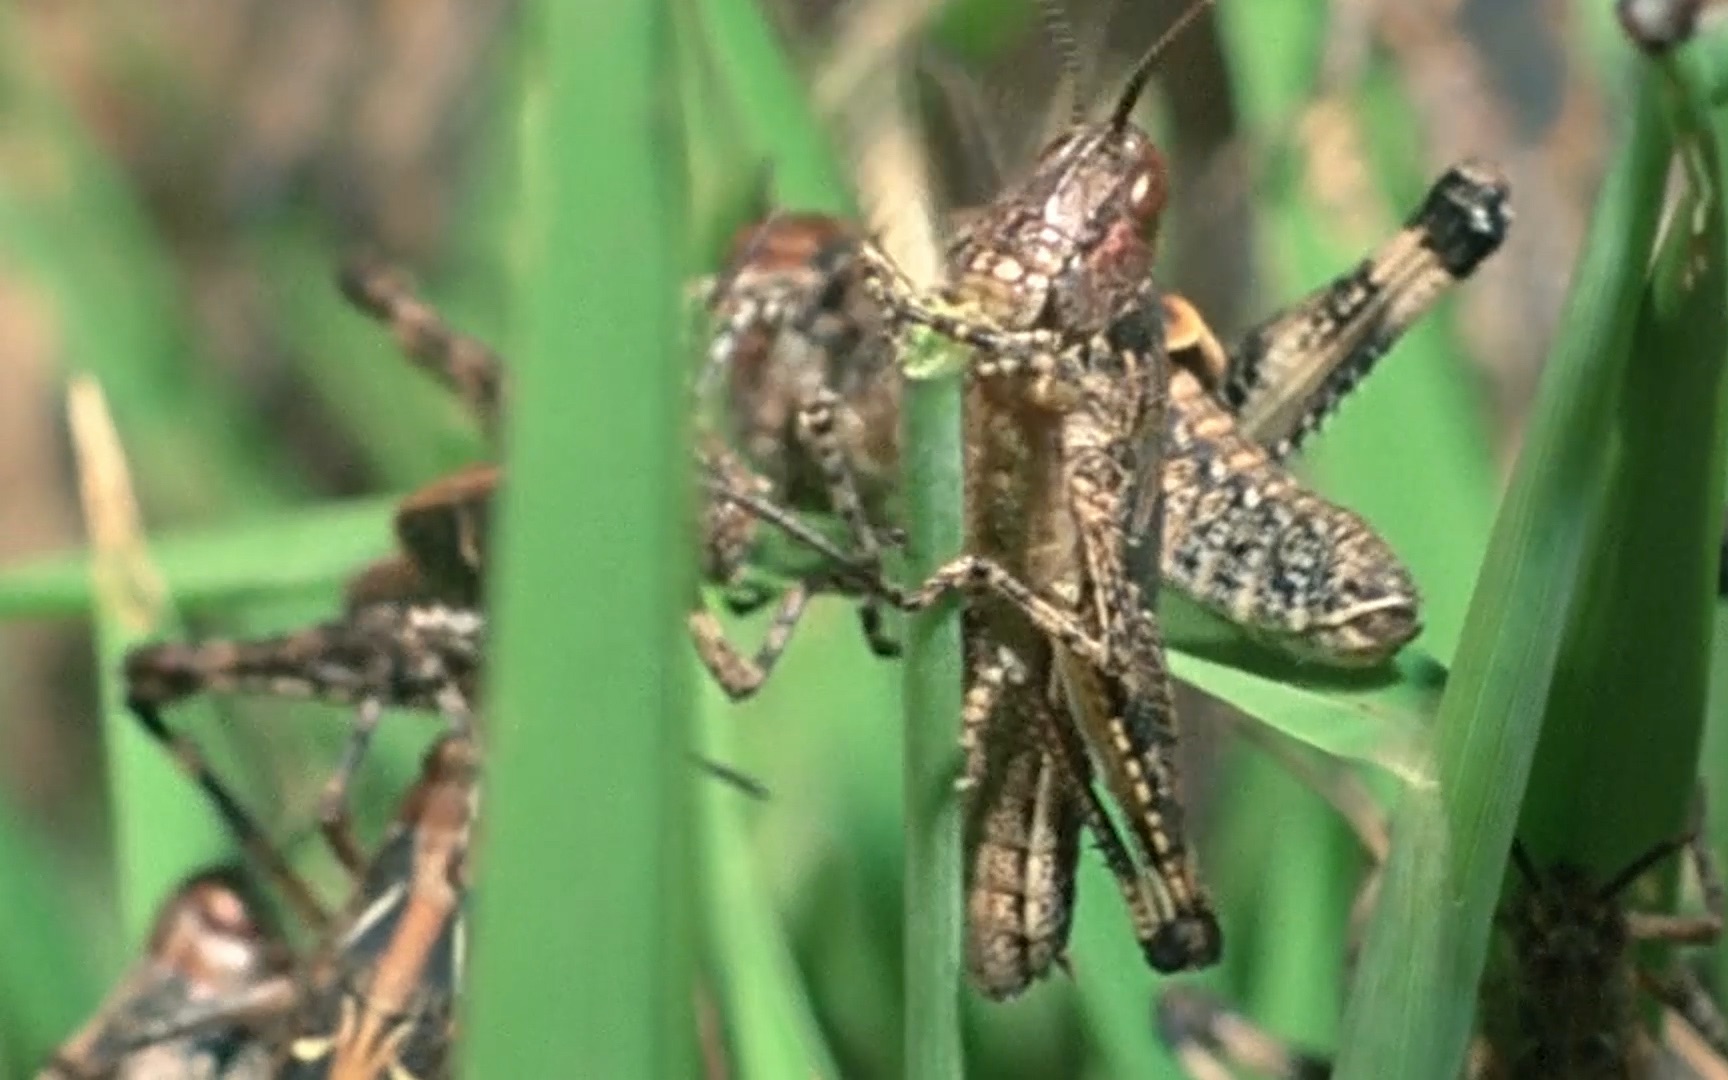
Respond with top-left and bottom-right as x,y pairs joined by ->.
337,256 -> 894,703
700,172 -> 1506,997
846,1 -> 1241,978
699,162 -> 1508,678
1479,823 -> 1728,1079
36,868 -> 291,1080
1154,788 -> 1728,1079
112,702 -> 478,1080
844,0 -> 1506,988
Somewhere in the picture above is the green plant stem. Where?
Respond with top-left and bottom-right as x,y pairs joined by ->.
461,0 -> 692,1074
902,329 -> 966,1080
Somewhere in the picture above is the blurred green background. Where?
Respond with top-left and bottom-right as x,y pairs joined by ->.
0,0 -> 1724,1077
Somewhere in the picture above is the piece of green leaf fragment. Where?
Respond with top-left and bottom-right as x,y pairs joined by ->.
901,323 -> 970,381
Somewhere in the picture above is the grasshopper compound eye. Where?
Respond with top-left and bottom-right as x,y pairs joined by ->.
1121,134 -> 1170,242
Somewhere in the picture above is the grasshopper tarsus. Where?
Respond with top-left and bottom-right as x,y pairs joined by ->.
1415,159 -> 1513,276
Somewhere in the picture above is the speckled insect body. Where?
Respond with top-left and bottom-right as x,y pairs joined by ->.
704,162 -> 1510,678
1156,162 -> 1509,665
36,870 -> 289,1080
693,159 -> 1507,996
1477,836 -> 1728,1080
855,27 -> 1225,982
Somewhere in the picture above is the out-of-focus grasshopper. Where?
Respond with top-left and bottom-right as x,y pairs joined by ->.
1154,790 -> 1728,1079
102,705 -> 478,1080
36,868 -> 292,1080
334,258 -> 893,705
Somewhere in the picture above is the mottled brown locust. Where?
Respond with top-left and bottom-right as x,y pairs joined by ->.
36,868 -> 290,1080
694,150 -> 1503,994
839,2 -> 1242,979
700,159 -> 1509,671
846,1 -> 1517,996
326,78 -> 1509,994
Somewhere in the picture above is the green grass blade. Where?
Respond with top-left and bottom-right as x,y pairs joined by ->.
0,497 -> 395,619
67,378 -> 232,945
0,802 -> 96,1077
901,329 -> 967,1079
1333,64 -> 1674,1080
696,681 -> 839,1078
693,0 -> 853,212
1168,647 -> 1440,786
461,0 -> 694,1073
1521,51 -> 1728,876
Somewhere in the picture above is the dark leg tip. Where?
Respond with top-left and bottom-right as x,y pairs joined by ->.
1145,912 -> 1223,974
858,604 -> 902,659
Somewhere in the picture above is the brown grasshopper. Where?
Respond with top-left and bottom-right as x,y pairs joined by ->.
337,256 -> 895,703
954,168 -> 1507,998
1153,791 -> 1728,1079
112,704 -> 478,1080
331,69 -> 1510,998
836,0 -> 1510,988
698,174 -> 1507,994
1478,825 -> 1728,1080
845,2 -> 1239,978
36,868 -> 292,1080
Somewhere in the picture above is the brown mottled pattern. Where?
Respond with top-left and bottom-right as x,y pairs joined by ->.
1162,365 -> 1421,666
959,634 -> 1087,999
890,116 -> 1219,975
1225,161 -> 1510,458
706,214 -> 902,526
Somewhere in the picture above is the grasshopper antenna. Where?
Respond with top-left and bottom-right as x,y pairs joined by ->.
1036,0 -> 1086,125
1509,839 -> 1542,891
1597,833 -> 1693,903
1111,0 -> 1218,134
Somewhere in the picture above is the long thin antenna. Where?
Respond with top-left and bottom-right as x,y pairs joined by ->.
1110,0 -> 1218,133
1597,834 -> 1691,903
1036,0 -> 1086,125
